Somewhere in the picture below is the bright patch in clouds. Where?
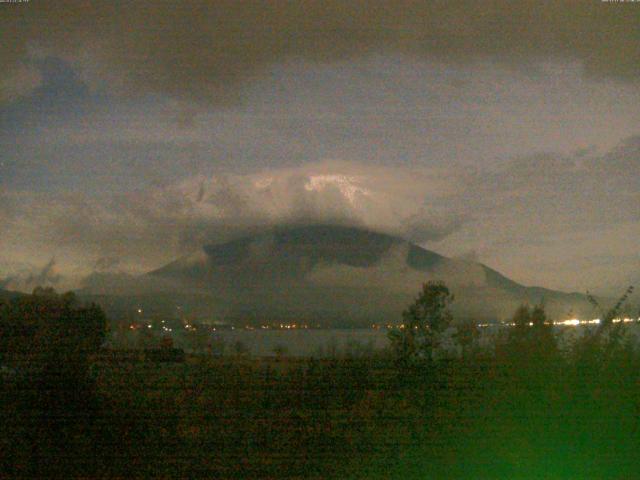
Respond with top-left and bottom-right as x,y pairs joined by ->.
304,174 -> 371,205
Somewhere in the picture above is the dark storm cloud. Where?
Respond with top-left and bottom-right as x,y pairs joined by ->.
2,1 -> 639,103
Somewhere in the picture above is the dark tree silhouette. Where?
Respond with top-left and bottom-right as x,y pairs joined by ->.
454,319 -> 480,359
0,287 -> 107,409
576,285 -> 635,366
388,281 -> 454,366
0,288 -> 109,477
504,303 -> 557,364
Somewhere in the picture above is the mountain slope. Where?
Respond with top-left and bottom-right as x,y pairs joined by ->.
153,225 -> 447,282
147,225 -> 594,325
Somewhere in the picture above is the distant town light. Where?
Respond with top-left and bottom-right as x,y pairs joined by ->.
557,319 -> 580,326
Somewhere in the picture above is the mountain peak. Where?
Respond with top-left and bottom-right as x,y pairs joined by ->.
144,224 -> 594,325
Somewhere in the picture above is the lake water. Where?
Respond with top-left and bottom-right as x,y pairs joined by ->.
112,322 -> 640,357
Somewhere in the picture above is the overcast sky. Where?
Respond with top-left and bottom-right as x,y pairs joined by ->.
1,1 -> 638,294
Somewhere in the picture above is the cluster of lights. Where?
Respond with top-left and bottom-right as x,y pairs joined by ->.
553,317 -> 638,327
246,323 -> 312,330
129,308 -> 640,334
129,315 -> 320,332
378,318 -> 640,330
497,318 -> 639,327
613,318 -> 637,324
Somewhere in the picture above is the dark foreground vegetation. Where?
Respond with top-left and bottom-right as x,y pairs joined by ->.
1,284 -> 639,478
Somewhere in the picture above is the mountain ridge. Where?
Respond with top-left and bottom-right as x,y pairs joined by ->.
145,224 -> 595,324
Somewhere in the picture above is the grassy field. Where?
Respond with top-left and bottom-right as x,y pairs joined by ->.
4,348 -> 640,479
